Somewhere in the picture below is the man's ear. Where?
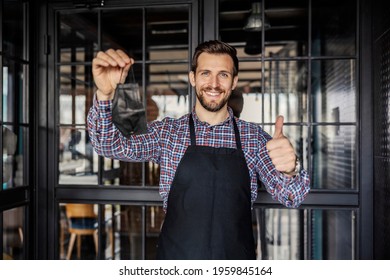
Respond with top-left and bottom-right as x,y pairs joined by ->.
189,71 -> 196,87
232,75 -> 238,90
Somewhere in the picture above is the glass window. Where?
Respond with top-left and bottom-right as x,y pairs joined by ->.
103,204 -> 164,260
264,0 -> 309,58
59,127 -> 97,185
312,0 -> 356,57
2,125 -> 29,189
312,125 -> 356,190
59,64 -> 93,125
2,0 -> 27,59
58,203 -> 164,260
2,59 -> 29,124
263,60 -> 308,123
252,207 -> 356,260
59,12 -> 98,63
310,209 -> 356,260
101,9 -> 143,61
312,59 -> 356,123
59,203 -> 98,260
3,206 -> 25,260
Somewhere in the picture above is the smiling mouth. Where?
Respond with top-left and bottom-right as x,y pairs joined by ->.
206,91 -> 221,97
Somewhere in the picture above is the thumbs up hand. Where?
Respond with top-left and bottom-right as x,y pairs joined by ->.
266,116 -> 298,177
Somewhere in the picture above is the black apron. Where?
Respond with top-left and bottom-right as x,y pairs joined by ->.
156,115 -> 255,260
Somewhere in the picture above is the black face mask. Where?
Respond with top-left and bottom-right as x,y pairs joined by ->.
111,82 -> 147,137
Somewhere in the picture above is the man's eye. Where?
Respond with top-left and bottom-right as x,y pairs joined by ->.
220,73 -> 229,78
200,72 -> 209,76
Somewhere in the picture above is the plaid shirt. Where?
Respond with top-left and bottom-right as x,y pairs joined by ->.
87,96 -> 310,210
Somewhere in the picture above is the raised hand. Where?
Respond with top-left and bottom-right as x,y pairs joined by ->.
92,49 -> 134,100
266,116 -> 297,176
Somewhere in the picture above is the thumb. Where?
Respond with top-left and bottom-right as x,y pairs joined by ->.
273,115 -> 284,138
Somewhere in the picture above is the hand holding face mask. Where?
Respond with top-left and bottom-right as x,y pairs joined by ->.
92,49 -> 147,136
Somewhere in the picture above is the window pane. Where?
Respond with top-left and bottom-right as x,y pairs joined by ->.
148,62 -> 189,120
3,125 -> 29,189
59,127 -> 97,185
235,59 -> 262,121
3,0 -> 26,59
264,60 -> 308,123
3,206 -> 25,260
103,159 -> 160,187
252,208 -> 356,260
252,208 -> 305,259
310,209 -> 356,260
2,60 -> 29,124
312,125 -> 356,189
59,65 -> 94,125
104,205 -> 164,259
102,9 -> 143,60
312,60 -> 356,123
59,12 -> 98,63
264,0 -> 309,57
146,6 -> 189,50
312,0 -> 356,56
59,203 -> 98,260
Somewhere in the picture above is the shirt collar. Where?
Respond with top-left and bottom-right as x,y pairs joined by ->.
191,106 -> 234,127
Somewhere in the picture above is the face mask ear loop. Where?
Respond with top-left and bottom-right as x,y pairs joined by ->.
118,67 -> 124,85
129,66 -> 140,102
130,66 -> 136,84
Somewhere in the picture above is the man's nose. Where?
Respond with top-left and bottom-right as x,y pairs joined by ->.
209,75 -> 220,88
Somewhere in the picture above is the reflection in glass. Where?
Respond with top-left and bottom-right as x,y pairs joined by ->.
59,12 -> 98,63
59,65 -> 94,125
311,209 -> 355,260
148,63 -> 189,120
2,126 -> 28,189
3,206 -> 25,260
264,0 -> 309,58
103,205 -> 164,259
312,0 -> 356,57
312,59 -> 356,123
2,0 -> 26,59
312,125 -> 356,189
59,203 -> 98,260
253,208 -> 304,260
264,60 -> 308,123
59,127 -> 97,184
2,60 -> 29,124
252,208 -> 355,260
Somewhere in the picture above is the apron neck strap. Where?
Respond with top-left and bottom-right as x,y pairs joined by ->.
189,114 -> 242,150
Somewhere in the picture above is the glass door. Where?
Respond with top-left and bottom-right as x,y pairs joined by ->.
0,0 -> 32,260
218,0 -> 358,259
52,0 -> 198,259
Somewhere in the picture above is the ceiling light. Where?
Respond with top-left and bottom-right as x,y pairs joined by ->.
243,2 -> 270,32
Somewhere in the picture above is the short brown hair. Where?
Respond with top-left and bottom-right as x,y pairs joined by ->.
191,40 -> 239,77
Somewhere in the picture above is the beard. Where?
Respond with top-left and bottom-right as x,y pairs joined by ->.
196,85 -> 231,112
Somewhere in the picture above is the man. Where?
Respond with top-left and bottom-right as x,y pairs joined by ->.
87,40 -> 310,260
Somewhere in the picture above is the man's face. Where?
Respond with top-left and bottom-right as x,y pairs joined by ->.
189,53 -> 238,112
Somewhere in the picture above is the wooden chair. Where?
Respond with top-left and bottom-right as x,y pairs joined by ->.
65,204 -> 98,260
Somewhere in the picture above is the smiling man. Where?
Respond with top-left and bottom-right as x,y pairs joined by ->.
87,40 -> 310,260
